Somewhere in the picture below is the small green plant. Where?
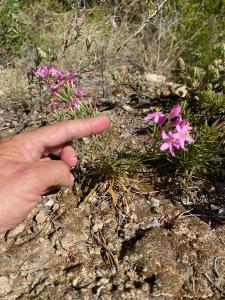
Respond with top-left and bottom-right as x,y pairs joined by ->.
198,91 -> 225,114
75,127 -> 144,207
172,120 -> 225,177
51,101 -> 97,121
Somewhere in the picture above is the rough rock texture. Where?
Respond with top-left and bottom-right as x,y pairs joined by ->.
1,188 -> 225,299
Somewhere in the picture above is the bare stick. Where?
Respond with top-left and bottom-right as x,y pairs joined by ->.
213,256 -> 221,278
116,0 -> 168,53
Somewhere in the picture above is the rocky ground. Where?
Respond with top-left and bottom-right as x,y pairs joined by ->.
1,67 -> 225,299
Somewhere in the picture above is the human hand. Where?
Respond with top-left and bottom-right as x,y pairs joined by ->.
0,116 -> 110,233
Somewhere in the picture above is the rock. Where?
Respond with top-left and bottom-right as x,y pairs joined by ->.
45,198 -> 55,207
60,232 -> 87,250
82,137 -> 89,144
53,203 -> 60,211
122,104 -> 134,112
72,278 -> 79,287
144,73 -> 166,84
166,81 -> 176,87
0,276 -> 11,296
145,218 -> 161,229
35,211 -> 47,223
92,222 -> 104,233
175,85 -> 188,97
9,223 -> 25,237
142,108 -> 150,113
120,132 -> 130,139
151,198 -> 160,208
218,206 -> 225,216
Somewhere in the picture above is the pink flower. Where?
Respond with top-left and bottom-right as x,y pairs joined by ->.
75,89 -> 85,97
48,67 -> 65,79
35,65 -> 51,79
144,111 -> 167,125
170,117 -> 192,129
173,125 -> 194,150
66,73 -> 77,85
70,98 -> 80,107
47,100 -> 61,109
35,65 -> 65,80
169,104 -> 182,118
160,130 -> 180,156
50,83 -> 62,92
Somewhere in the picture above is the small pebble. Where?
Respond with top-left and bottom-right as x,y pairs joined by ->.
35,211 -> 47,223
45,199 -> 55,207
122,104 -> 134,112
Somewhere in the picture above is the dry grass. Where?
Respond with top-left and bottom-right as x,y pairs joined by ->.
18,1 -> 175,78
0,68 -> 28,103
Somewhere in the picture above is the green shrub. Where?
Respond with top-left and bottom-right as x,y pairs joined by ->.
0,0 -> 30,59
174,44 -> 225,95
167,0 -> 225,66
171,120 -> 225,177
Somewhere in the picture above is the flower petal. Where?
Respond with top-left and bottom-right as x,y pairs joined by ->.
169,104 -> 182,118
160,143 -> 169,151
161,130 -> 168,140
169,145 -> 175,156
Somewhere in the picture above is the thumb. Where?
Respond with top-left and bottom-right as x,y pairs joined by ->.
29,160 -> 74,194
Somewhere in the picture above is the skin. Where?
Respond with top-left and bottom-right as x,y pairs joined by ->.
0,116 -> 110,233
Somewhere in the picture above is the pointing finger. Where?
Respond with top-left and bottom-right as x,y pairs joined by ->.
16,116 -> 110,160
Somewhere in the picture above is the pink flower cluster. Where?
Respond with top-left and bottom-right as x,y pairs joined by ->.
144,104 -> 194,156
35,65 -> 85,109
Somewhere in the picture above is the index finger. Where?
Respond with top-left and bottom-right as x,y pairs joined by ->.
18,116 -> 110,156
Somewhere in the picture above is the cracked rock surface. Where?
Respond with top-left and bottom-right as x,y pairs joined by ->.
1,189 -> 225,299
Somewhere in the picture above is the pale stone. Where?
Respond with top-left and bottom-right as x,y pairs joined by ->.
35,211 -> 47,223
122,104 -> 134,112
10,223 -> 25,236
175,85 -> 188,97
144,73 -> 166,84
45,199 -> 55,207
0,276 -> 11,295
92,222 -> 104,233
151,198 -> 160,207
